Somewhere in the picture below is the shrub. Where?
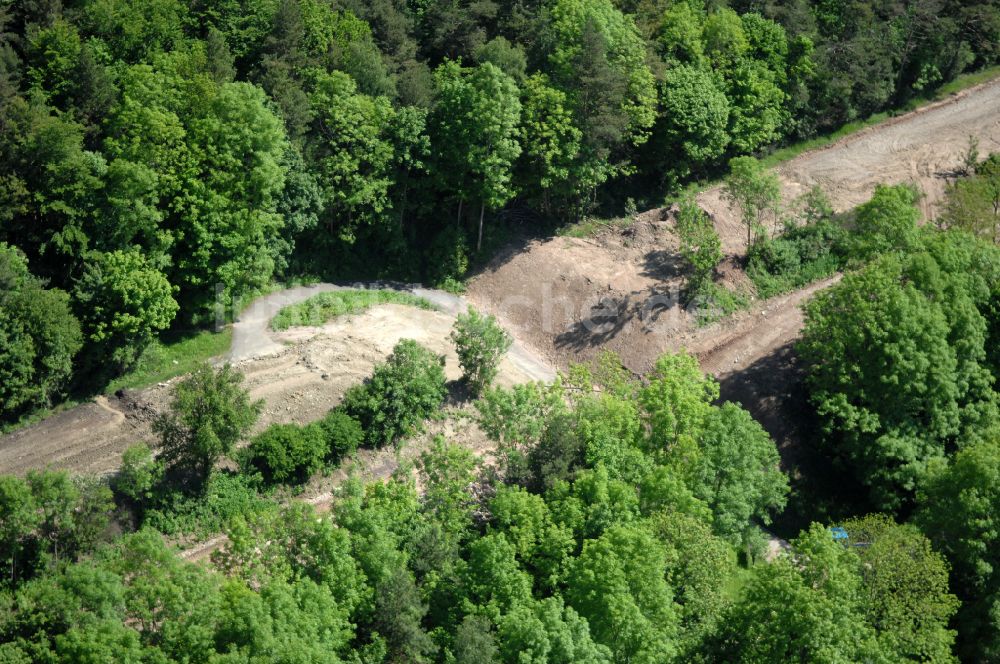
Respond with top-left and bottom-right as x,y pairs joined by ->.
451,308 -> 513,396
315,410 -> 364,463
144,472 -> 275,537
112,443 -> 162,503
675,196 -> 723,298
243,423 -> 327,484
749,237 -> 802,275
342,339 -> 447,447
746,219 -> 848,298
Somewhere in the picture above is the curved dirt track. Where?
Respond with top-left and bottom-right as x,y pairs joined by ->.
228,283 -> 555,382
0,284 -> 555,476
701,77 -> 1000,252
5,76 -> 1000,478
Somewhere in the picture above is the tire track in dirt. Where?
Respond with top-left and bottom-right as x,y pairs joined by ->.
0,285 -> 555,477
700,77 -> 1000,253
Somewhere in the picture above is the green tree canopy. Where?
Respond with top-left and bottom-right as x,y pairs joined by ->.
72,248 -> 178,372
105,56 -> 289,315
153,363 -> 262,486
429,60 -> 522,249
0,243 -> 82,420
917,439 -> 1000,661
799,244 -> 999,510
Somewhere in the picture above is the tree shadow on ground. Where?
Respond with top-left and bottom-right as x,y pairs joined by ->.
717,340 -> 872,539
640,249 -> 686,280
554,294 -> 635,351
445,379 -> 472,407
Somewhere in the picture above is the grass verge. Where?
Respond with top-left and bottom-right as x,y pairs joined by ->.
270,289 -> 436,331
760,65 -> 1000,169
555,215 -> 634,239
106,328 -> 233,393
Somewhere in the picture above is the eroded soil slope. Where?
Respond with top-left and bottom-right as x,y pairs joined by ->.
468,77 -> 1000,375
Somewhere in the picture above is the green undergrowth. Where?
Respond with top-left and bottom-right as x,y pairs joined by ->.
270,289 -> 436,330
105,328 -> 233,393
746,219 -> 850,299
143,472 -> 279,540
691,284 -> 751,326
556,214 -> 635,239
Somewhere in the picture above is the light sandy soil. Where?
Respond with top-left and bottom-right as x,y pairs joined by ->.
4,77 -> 1000,480
469,77 -> 1000,378
701,77 -> 1000,252
0,300 -> 552,477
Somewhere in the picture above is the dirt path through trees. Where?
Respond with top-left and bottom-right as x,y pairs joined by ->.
4,77 -> 1000,477
0,287 -> 554,476
700,77 -> 1000,252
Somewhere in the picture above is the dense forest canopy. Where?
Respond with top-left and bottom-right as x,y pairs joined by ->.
2,0 -> 1000,662
1,0 -> 998,397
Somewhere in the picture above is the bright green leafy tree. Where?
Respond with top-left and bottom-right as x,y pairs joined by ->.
73,248 -> 178,372
430,60 -> 522,251
451,307 -> 513,396
153,363 -> 262,486
0,244 -> 82,419
722,156 -> 781,248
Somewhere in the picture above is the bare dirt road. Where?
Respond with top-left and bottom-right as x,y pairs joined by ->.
5,76 -> 1000,478
469,77 -> 1000,377
0,285 -> 555,476
701,77 -> 1000,252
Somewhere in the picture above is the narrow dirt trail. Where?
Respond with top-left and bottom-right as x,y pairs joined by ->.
0,284 -> 556,476
700,77 -> 1000,252
695,275 -> 841,378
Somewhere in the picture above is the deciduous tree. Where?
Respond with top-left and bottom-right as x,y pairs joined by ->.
153,363 -> 261,486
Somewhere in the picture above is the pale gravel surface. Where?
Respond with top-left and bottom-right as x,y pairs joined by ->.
0,284 -> 555,476
700,77 -> 1000,252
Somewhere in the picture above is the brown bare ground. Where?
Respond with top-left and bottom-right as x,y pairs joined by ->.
468,77 -> 1000,379
4,76 -> 1000,484
0,304 -> 548,477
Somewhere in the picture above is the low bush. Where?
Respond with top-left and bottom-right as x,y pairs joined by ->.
143,472 -> 275,538
687,283 -> 748,325
315,410 -> 364,462
242,423 -> 327,484
342,339 -> 447,447
451,308 -> 513,396
746,219 -> 848,298
271,289 -> 435,331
